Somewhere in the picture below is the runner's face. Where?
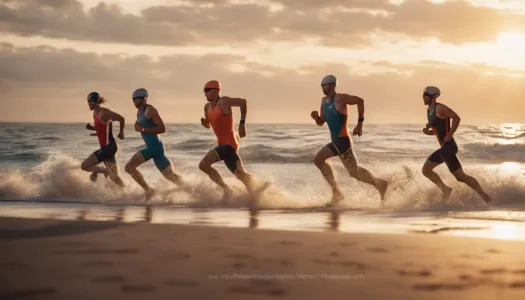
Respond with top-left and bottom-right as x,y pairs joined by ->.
88,101 -> 96,110
321,83 -> 334,95
133,97 -> 144,108
423,93 -> 432,105
204,88 -> 217,101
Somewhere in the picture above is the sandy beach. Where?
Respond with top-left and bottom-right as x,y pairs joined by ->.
1,216 -> 525,299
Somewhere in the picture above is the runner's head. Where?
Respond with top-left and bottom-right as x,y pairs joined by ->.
87,92 -> 106,110
203,80 -> 221,102
132,88 -> 148,108
321,74 -> 337,96
423,86 -> 440,105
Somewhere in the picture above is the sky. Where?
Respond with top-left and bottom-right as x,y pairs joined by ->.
1,0 -> 525,124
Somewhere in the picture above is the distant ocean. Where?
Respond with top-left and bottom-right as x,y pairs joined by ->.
0,122 -> 524,211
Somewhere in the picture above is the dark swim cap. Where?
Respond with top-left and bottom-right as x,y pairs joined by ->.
87,92 -> 100,102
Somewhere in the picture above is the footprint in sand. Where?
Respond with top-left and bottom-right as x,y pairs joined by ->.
279,240 -> 299,246
61,241 -> 95,247
232,261 -> 246,269
167,251 -> 192,260
121,284 -> 156,293
165,279 -> 200,288
91,275 -> 125,283
339,261 -> 366,271
229,286 -> 258,294
366,247 -> 389,253
58,248 -> 138,255
313,258 -> 333,266
338,242 -> 357,247
479,268 -> 507,275
0,261 -> 26,269
0,287 -> 56,298
80,260 -> 114,268
229,284 -> 288,297
250,279 -> 278,287
512,269 -> 525,275
486,248 -> 502,254
397,270 -> 432,277
509,281 -> 525,288
227,253 -> 256,260
412,283 -> 470,291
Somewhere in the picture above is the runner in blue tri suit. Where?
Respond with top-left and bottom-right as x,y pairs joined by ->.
311,75 -> 388,207
124,88 -> 187,200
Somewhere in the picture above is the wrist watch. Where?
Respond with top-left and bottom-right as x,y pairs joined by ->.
358,116 -> 364,122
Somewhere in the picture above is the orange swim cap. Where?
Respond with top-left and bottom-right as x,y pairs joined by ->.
204,80 -> 221,91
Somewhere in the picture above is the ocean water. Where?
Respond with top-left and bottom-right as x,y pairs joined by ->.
0,122 -> 524,212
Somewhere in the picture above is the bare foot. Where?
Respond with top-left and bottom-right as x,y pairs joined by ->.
482,193 -> 492,204
221,186 -> 233,204
327,189 -> 344,207
89,172 -> 97,182
377,179 -> 388,200
441,186 -> 452,202
145,188 -> 156,202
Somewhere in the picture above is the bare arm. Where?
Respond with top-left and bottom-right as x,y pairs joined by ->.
315,104 -> 325,126
143,106 -> 166,134
339,94 -> 364,120
222,97 -> 247,122
102,109 -> 125,134
201,103 -> 210,129
437,104 -> 461,137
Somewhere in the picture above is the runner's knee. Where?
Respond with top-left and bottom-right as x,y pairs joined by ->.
313,156 -> 327,168
347,165 -> 358,177
124,162 -> 136,174
199,160 -> 211,172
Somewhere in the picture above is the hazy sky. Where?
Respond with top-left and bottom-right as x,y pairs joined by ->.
1,0 -> 525,124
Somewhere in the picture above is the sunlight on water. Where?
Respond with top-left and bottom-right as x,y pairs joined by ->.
489,222 -> 521,240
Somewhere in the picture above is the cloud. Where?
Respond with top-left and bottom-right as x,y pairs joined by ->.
1,0 -> 525,48
1,42 -> 524,124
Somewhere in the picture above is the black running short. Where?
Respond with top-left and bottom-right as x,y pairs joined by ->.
93,142 -> 117,164
427,140 -> 462,172
212,144 -> 241,174
327,136 -> 352,156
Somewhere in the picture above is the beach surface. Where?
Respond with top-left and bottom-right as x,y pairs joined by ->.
2,215 -> 525,299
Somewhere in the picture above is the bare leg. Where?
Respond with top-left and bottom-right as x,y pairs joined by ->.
452,168 -> 492,203
422,160 -> 452,201
199,150 -> 232,200
104,160 -> 125,189
125,151 -> 155,199
81,153 -> 108,175
340,150 -> 388,202
233,160 -> 255,194
313,146 -> 343,205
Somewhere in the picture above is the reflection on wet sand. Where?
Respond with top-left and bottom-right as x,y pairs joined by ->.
327,210 -> 341,231
76,208 -> 88,221
71,205 -> 342,232
249,208 -> 259,228
144,205 -> 152,223
115,207 -> 125,222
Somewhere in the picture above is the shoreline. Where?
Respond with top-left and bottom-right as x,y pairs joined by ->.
1,216 -> 525,299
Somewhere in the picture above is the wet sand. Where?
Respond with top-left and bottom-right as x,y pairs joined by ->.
1,216 -> 525,299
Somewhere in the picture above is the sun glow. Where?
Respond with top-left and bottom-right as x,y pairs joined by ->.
494,32 -> 525,64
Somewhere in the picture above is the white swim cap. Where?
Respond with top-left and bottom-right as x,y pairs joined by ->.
132,88 -> 148,99
321,74 -> 337,86
423,86 -> 440,96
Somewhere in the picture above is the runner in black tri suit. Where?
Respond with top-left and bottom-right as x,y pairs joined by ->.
422,86 -> 491,204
